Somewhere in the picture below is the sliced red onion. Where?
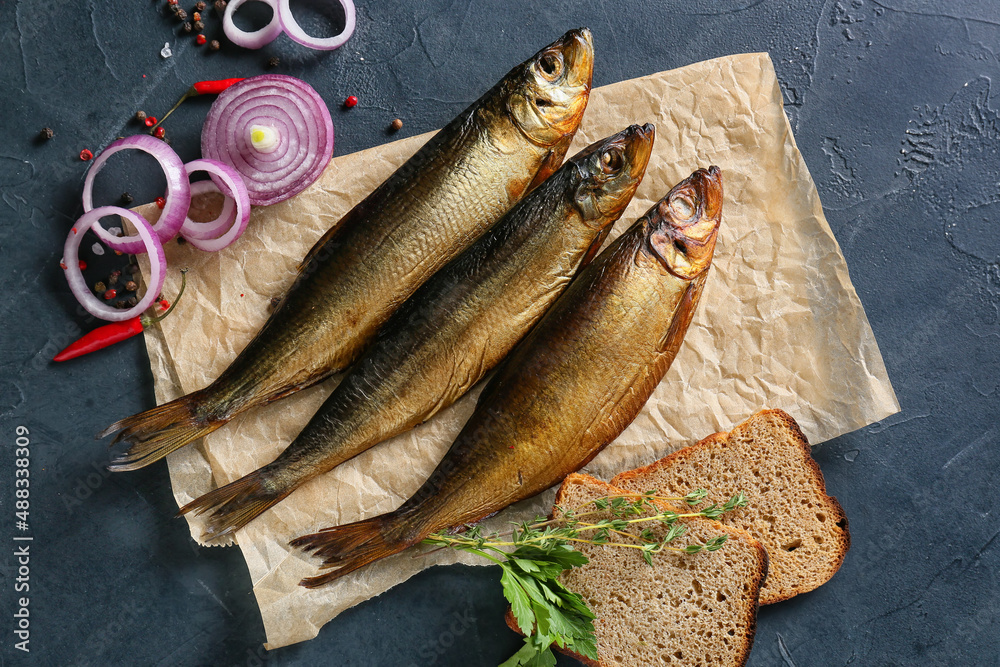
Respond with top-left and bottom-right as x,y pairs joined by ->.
278,0 -> 355,51
82,135 -> 191,254
223,0 -> 283,49
62,207 -> 166,322
180,159 -> 252,251
178,180 -> 236,241
201,75 -> 334,206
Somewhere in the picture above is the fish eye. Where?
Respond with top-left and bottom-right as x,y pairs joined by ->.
536,52 -> 563,80
600,148 -> 623,174
670,193 -> 696,219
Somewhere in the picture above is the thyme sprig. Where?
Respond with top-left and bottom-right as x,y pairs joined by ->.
422,488 -> 747,667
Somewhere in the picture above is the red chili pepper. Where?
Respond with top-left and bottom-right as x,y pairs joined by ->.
192,78 -> 244,95
53,270 -> 188,362
149,78 -> 245,132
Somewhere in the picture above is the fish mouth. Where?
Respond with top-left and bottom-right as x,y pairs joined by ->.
646,166 -> 723,279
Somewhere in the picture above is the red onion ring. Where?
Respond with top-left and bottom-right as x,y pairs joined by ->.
201,75 -> 334,206
62,207 -> 167,322
223,0 -> 283,49
178,180 -> 236,241
278,0 -> 356,51
82,135 -> 191,254
180,159 -> 252,252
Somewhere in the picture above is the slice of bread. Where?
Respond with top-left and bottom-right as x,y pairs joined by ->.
611,409 -> 850,605
510,473 -> 768,667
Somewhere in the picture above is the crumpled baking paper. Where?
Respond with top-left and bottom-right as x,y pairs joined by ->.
135,52 -> 898,649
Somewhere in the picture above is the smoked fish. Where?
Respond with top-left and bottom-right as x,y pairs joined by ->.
291,166 -> 724,587
102,29 -> 595,471
180,124 -> 655,540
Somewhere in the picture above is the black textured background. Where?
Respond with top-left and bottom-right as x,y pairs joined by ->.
2,1 -> 999,665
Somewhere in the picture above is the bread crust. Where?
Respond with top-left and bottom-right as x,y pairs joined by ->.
612,409 -> 850,604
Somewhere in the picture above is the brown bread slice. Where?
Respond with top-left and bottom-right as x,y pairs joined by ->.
612,409 -> 850,605
508,473 -> 768,667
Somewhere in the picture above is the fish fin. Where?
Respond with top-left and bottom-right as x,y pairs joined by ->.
177,468 -> 292,540
290,514 -> 411,588
101,390 -> 226,472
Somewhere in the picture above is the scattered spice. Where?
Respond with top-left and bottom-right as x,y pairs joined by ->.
135,110 -> 147,122
269,296 -> 281,310
77,260 -> 87,271
390,118 -> 403,132
167,0 -> 178,5
126,296 -> 138,308
266,56 -> 280,68
94,281 -> 107,294
193,20 -> 205,32
192,11 -> 201,21
183,21 -> 193,32
214,0 -> 227,14
125,280 -> 138,292
177,236 -> 187,245
79,148 -> 93,161
209,39 -> 220,51
344,95 -> 358,108
154,127 -> 166,139
196,34 -> 207,45
175,8 -> 188,20
104,289 -> 118,301
120,192 -> 134,205
155,196 -> 166,209
144,116 -> 158,128
127,263 -> 140,275
39,127 -> 54,140
194,1 -> 206,10
109,270 -> 121,287
160,42 -> 173,59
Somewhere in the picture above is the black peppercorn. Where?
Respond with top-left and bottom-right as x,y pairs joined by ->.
127,263 -> 140,275
214,0 -> 227,14
390,118 -> 403,132
109,270 -> 121,286
194,1 -> 206,10
193,20 -> 205,31
176,8 -> 187,20
39,127 -> 54,140
267,56 -> 280,68
120,192 -> 134,205
125,280 -> 138,292
209,39 -> 220,51
94,281 -> 107,294
183,21 -> 193,32
126,296 -> 138,308
177,236 -> 187,245
135,110 -> 147,122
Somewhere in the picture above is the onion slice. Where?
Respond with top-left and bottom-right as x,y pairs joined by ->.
201,75 -> 334,206
177,180 -> 236,241
82,135 -> 191,254
62,207 -> 167,322
277,0 -> 356,51
223,0 -> 283,49
180,159 -> 252,251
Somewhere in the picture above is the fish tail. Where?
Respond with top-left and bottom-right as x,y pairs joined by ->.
177,468 -> 292,540
290,512 -> 415,588
101,389 -> 227,471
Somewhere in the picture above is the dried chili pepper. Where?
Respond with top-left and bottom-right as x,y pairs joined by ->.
53,270 -> 188,362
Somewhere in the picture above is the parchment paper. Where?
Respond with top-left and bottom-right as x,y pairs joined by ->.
136,53 -> 898,649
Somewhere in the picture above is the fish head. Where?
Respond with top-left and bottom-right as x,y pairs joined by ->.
507,28 -> 594,149
571,123 -> 655,227
644,166 -> 723,279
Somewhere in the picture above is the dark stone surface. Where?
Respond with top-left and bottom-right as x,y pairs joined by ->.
1,0 -> 998,665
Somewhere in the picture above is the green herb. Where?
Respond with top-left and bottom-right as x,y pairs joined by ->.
423,488 -> 747,666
